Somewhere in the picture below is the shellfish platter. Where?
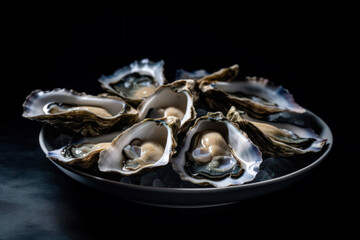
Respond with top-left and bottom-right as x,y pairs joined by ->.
23,59 -> 332,195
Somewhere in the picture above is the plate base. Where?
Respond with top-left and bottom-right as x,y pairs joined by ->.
129,200 -> 238,208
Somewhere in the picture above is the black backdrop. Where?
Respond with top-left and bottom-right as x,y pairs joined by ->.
2,7 -> 355,239
7,9 -> 342,123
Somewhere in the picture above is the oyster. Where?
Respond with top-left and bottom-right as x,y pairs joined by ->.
176,64 -> 239,82
172,112 -> 262,187
197,64 -> 239,82
98,119 -> 177,175
137,81 -> 196,133
22,89 -> 138,136
226,107 -> 327,157
46,131 -> 121,168
199,67 -> 305,118
165,79 -> 197,94
98,59 -> 166,106
22,59 -> 332,190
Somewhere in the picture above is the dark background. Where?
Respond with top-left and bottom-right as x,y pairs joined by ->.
1,6 -> 356,239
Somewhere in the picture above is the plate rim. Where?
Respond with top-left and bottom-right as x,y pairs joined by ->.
39,109 -> 333,194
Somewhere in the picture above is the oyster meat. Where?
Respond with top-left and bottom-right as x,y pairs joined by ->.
137,82 -> 196,132
99,59 -> 166,106
22,89 -> 138,136
98,119 -> 177,175
122,139 -> 165,170
186,130 -> 244,179
45,103 -> 113,118
172,112 -> 262,187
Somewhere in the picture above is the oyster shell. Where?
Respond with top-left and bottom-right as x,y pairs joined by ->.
197,64 -> 239,82
137,81 -> 197,133
22,58 -> 331,190
226,107 -> 327,157
98,119 -> 177,175
98,59 -> 166,106
176,64 -> 239,82
172,112 -> 262,187
22,89 -> 138,136
46,131 -> 121,168
165,79 -> 197,94
199,66 -> 305,118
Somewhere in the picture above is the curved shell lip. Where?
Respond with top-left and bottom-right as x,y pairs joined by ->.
47,147 -> 78,163
98,59 -> 166,101
269,124 -> 327,154
137,85 -> 196,129
196,64 -> 239,83
226,106 -> 327,157
171,113 -> 263,188
39,108 -> 333,192
45,130 -> 122,166
97,119 -> 176,175
46,145 -> 103,169
22,88 -> 134,120
209,79 -> 306,114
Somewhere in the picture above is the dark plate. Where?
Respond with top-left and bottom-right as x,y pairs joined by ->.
39,110 -> 333,208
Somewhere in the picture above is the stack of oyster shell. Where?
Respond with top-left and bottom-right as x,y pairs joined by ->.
22,59 -> 327,188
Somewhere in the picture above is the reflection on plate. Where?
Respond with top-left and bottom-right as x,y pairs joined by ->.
39,110 -> 332,208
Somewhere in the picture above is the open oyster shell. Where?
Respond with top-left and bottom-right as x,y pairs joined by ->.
22,58 -> 332,191
226,107 -> 327,157
98,59 -> 166,106
198,66 -> 305,119
98,119 -> 177,175
22,89 -> 138,136
47,131 -> 121,168
172,112 -> 262,188
137,80 -> 197,133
